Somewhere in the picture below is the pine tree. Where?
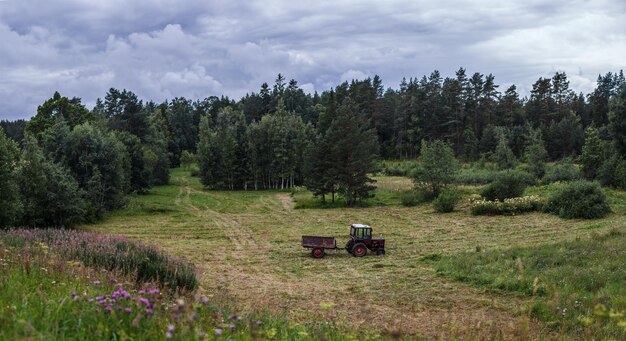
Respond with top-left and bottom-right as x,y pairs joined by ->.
608,84 -> 626,156
324,98 -> 379,206
524,129 -> 548,178
493,136 -> 517,170
581,127 -> 604,179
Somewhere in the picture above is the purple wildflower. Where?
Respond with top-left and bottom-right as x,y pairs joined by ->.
214,328 -> 223,336
167,325 -> 175,333
125,307 -> 132,313
93,280 -> 101,285
165,332 -> 172,339
229,323 -> 236,332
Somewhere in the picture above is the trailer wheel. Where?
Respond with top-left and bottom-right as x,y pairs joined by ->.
311,248 -> 325,258
352,244 -> 367,257
376,248 -> 385,256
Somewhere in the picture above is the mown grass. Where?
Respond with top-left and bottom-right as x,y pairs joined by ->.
84,167 -> 626,338
428,229 -> 626,338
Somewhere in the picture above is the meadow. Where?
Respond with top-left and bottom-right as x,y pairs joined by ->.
81,167 -> 626,339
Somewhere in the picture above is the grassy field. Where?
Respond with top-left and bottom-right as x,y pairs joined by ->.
84,168 -> 626,338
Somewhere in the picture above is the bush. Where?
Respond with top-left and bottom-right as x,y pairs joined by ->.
598,153 -> 626,189
454,167 -> 500,185
543,181 -> 611,219
480,170 -> 534,201
400,190 -> 418,206
470,196 -> 544,215
433,188 -> 460,213
542,163 -> 582,184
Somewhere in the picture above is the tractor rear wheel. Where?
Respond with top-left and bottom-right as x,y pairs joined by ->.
352,244 -> 367,257
376,248 -> 385,256
311,248 -> 325,258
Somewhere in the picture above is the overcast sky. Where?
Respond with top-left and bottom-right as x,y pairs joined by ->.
0,0 -> 624,120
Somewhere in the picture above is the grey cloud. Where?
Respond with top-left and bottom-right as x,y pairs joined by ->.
0,0 -> 625,119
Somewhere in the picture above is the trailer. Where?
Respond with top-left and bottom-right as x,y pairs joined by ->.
301,235 -> 337,258
302,224 -> 386,258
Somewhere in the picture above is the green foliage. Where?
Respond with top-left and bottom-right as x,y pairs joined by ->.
524,129 -> 547,178
325,98 -> 379,206
17,137 -> 85,227
146,109 -> 171,186
430,230 -> 626,338
453,167 -> 500,184
542,162 -> 582,184
433,188 -> 460,213
608,84 -> 626,156
470,196 -> 544,215
179,150 -> 195,170
596,152 -> 626,189
412,139 -> 459,197
580,127 -> 605,179
378,160 -> 418,176
399,190 -> 420,206
65,123 -> 129,220
544,181 -> 611,219
0,128 -> 21,227
25,91 -> 93,139
480,170 -> 534,201
492,136 -> 517,170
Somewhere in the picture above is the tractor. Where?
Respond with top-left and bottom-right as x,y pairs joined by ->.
301,224 -> 385,258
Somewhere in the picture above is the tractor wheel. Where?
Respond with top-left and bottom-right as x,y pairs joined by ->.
376,248 -> 385,256
352,244 -> 367,257
311,248 -> 325,258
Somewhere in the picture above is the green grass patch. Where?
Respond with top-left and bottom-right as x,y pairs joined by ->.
429,229 -> 626,338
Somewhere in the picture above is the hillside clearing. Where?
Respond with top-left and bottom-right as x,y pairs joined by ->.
84,168 -> 626,337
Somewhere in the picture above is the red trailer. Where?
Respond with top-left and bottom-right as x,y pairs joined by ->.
301,235 -> 337,258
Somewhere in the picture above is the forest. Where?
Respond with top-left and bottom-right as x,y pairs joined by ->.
1,68 -> 626,225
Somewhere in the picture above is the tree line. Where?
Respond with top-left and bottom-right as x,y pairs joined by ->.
2,69 -> 626,223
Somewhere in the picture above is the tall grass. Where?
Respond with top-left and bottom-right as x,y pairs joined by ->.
429,229 -> 626,339
1,229 -> 197,291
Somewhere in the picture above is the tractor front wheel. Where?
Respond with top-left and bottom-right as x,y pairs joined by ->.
376,248 -> 385,256
352,244 -> 367,257
311,248 -> 325,258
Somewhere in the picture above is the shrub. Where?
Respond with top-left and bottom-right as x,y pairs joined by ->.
400,190 -> 418,206
492,137 -> 517,170
598,153 -> 626,189
480,170 -> 534,201
470,196 -> 544,216
454,168 -> 500,185
543,181 -> 611,219
542,163 -> 582,184
433,188 -> 460,213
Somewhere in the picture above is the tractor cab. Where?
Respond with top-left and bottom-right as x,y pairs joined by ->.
350,224 -> 372,240
346,224 -> 385,257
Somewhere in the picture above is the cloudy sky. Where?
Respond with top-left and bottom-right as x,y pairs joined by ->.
0,0 -> 624,120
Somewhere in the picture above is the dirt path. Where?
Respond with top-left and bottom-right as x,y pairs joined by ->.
276,192 -> 294,211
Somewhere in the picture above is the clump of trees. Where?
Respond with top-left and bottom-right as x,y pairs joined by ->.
2,68 -> 626,224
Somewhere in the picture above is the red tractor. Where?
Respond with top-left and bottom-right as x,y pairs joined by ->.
301,224 -> 386,258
